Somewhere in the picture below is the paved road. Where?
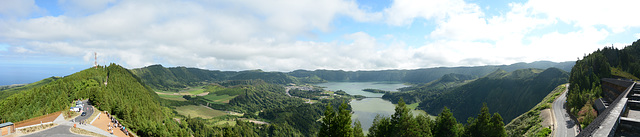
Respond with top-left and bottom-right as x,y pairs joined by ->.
22,100 -> 110,137
285,87 -> 292,97
23,125 -> 88,137
553,84 -> 578,137
75,100 -> 94,123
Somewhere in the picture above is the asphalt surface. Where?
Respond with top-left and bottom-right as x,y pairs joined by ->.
23,100 -> 96,137
23,125 -> 88,137
74,100 -> 94,123
553,84 -> 577,137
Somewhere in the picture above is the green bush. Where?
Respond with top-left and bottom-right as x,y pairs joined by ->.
536,127 -> 551,137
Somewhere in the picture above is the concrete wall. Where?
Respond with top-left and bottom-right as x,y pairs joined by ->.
578,79 -> 636,137
602,78 -> 635,102
0,125 -> 14,136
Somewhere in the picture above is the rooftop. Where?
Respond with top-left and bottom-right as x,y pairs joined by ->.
0,122 -> 13,128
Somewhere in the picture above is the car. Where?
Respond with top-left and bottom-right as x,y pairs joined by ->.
81,112 -> 87,116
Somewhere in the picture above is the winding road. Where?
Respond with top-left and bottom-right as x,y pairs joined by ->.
24,125 -> 88,137
23,100 -> 104,137
553,84 -> 578,137
75,100 -> 94,123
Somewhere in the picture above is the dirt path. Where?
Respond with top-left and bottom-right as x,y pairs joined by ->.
540,109 -> 553,128
196,92 -> 209,96
247,119 -> 268,125
90,112 -> 128,137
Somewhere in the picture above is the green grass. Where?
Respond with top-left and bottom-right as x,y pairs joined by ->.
213,120 -> 237,126
180,85 -> 205,95
188,89 -> 206,95
175,105 -> 228,119
155,90 -> 174,94
399,102 -> 436,118
158,94 -> 187,101
611,67 -> 640,80
204,85 -> 224,92
406,102 -> 420,110
155,85 -> 207,95
202,94 -> 237,104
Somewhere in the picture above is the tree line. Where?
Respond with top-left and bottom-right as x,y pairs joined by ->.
319,98 -> 507,137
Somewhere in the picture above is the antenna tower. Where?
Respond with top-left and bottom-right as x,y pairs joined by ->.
94,52 -> 98,69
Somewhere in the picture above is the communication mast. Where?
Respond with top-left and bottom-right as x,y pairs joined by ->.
94,52 -> 98,69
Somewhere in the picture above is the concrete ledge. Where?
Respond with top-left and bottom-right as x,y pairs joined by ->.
15,122 -> 54,130
592,98 -> 627,137
578,81 -> 635,137
90,112 -> 101,124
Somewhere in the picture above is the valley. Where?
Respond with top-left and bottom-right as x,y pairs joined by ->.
314,82 -> 412,133
1,50 -> 638,137
4,1 -> 640,136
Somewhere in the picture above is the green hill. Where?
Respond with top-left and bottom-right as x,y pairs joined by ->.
382,73 -> 476,104
0,76 -> 61,100
288,61 -> 574,83
0,64 -> 189,136
505,84 -> 567,136
131,65 -> 301,92
418,68 -> 569,124
131,64 -> 235,91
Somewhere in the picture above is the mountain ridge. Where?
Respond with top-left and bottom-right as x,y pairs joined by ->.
411,67 -> 569,124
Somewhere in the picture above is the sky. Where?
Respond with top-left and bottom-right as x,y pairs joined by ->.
1,0 -> 640,85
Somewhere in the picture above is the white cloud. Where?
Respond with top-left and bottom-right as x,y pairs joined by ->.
0,0 -> 388,71
384,0 -> 478,26
379,0 -> 637,68
1,0 -> 638,72
13,46 -> 36,53
0,0 -> 41,18
524,0 -> 640,33
524,27 -> 610,61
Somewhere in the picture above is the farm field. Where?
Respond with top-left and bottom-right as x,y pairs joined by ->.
158,94 -> 187,101
202,94 -> 237,104
175,105 -> 228,119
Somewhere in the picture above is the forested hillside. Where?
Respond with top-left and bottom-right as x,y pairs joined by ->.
131,65 -> 301,91
164,78 -> 355,136
567,39 -> 640,127
130,61 -> 573,93
383,73 -> 477,104
0,64 -> 190,136
399,68 -> 568,124
505,84 -> 567,136
289,61 -> 573,83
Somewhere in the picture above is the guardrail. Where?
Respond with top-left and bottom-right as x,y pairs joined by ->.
577,79 -> 636,137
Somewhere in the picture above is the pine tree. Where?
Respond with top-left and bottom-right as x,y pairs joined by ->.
319,102 -> 354,137
465,103 -> 491,137
319,103 -> 336,137
368,115 -> 392,137
489,113 -> 506,137
435,107 -> 458,137
336,102 -> 354,137
353,120 -> 365,137
391,98 -> 412,136
415,114 -> 433,137
463,103 -> 506,137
